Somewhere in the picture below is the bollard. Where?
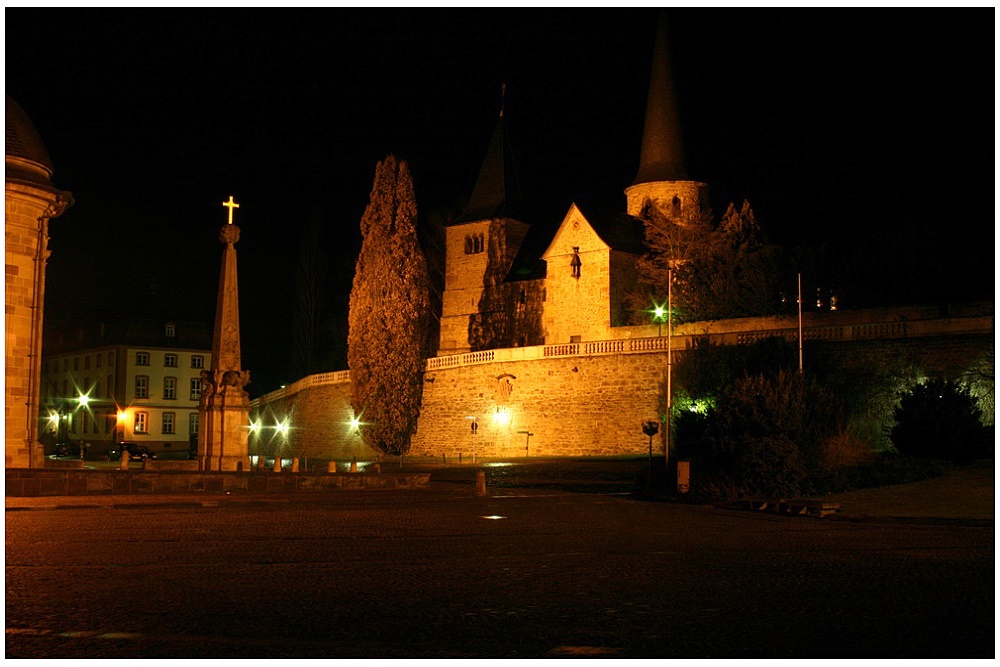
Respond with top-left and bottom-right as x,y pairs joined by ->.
291,457 -> 299,473
273,457 -> 282,473
120,454 -> 129,470
256,456 -> 265,472
475,470 -> 487,497
350,457 -> 358,473
372,462 -> 381,474
327,460 -> 338,474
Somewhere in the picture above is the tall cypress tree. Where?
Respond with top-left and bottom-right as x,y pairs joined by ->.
348,155 -> 430,456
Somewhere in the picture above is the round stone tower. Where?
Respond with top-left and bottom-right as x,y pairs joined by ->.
625,13 -> 708,221
5,95 -> 72,467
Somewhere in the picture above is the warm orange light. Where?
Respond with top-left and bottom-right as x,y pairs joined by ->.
117,411 -> 128,423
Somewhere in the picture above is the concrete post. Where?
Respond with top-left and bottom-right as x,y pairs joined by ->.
291,457 -> 299,473
349,458 -> 358,473
372,462 -> 381,474
476,470 -> 487,496
272,456 -> 281,473
327,460 -> 338,474
120,455 -> 129,470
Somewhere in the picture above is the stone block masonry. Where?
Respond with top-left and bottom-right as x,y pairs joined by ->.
249,303 -> 992,463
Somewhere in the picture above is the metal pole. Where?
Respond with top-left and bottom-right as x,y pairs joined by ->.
797,272 -> 804,375
665,267 -> 672,472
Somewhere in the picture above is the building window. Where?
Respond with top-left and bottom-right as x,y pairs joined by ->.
671,195 -> 681,217
570,335 -> 582,343
106,375 -> 113,399
162,412 -> 175,435
571,247 -> 582,279
190,378 -> 203,401
74,357 -> 80,371
93,378 -> 100,398
165,323 -> 176,337
165,353 -> 177,367
84,356 -> 90,370
108,351 -> 115,365
136,352 -> 150,366
62,379 -> 68,396
464,233 -> 485,254
96,354 -> 102,369
135,375 -> 149,399
191,356 -> 204,369
164,377 -> 177,400
134,412 -> 148,434
63,359 -> 69,372
189,413 -> 199,435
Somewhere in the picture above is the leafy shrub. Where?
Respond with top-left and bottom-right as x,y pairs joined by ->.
890,380 -> 990,463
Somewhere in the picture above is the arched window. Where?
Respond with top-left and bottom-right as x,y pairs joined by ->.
464,236 -> 474,254
671,196 -> 681,217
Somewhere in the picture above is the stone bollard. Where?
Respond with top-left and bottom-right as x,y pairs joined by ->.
273,457 -> 282,473
291,457 -> 299,473
327,460 -> 338,474
475,470 -> 487,497
349,458 -> 358,473
256,456 -> 265,472
120,454 -> 130,470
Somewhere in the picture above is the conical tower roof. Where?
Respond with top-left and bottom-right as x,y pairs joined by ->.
633,12 -> 687,184
455,94 -> 523,224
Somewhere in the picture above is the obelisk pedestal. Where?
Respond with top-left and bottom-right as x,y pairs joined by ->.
198,197 -> 251,472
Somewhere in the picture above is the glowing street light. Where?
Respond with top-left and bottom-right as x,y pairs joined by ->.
76,393 -> 91,460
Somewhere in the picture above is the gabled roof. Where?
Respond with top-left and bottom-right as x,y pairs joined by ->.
504,204 -> 645,283
43,316 -> 212,355
577,204 -> 646,255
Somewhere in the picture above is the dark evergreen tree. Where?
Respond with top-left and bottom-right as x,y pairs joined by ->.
348,155 -> 431,457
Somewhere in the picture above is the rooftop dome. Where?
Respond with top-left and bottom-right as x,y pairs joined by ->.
6,95 -> 56,187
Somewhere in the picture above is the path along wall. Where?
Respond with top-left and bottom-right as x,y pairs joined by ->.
250,303 -> 993,462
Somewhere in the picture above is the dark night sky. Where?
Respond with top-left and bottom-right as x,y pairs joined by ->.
8,9 -> 994,396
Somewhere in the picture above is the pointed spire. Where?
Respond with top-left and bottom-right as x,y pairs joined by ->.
457,85 -> 521,223
633,11 -> 687,184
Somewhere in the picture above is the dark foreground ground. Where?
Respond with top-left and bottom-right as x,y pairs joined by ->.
5,460 -> 994,659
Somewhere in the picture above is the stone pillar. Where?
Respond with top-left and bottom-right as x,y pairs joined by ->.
197,200 -> 251,472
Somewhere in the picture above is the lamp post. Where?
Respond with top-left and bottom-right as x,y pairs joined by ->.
76,394 -> 90,460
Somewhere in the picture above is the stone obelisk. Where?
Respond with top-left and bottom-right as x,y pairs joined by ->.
198,195 -> 251,472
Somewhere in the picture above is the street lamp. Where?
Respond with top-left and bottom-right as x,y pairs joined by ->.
76,394 -> 91,460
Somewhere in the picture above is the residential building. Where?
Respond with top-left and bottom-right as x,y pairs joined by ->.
40,317 -> 211,458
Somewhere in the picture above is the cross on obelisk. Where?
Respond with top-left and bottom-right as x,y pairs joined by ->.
198,195 -> 250,472
222,195 -> 240,225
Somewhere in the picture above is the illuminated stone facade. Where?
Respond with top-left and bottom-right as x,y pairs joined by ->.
5,96 -> 72,468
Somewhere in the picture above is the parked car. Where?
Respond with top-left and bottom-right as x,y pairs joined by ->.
54,442 -> 80,458
109,442 -> 157,461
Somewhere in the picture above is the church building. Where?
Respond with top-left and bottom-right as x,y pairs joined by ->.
438,14 -> 706,356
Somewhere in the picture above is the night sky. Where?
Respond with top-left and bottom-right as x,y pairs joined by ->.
8,9 -> 994,397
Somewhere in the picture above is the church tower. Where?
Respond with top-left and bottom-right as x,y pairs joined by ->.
439,96 -> 529,355
625,12 -> 708,221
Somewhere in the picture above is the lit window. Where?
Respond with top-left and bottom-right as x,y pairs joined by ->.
162,412 -> 175,434
191,356 -> 204,369
164,377 -> 177,400
134,412 -> 148,434
135,376 -> 149,399
190,378 -> 203,400
136,352 -> 150,366
165,353 -> 177,367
